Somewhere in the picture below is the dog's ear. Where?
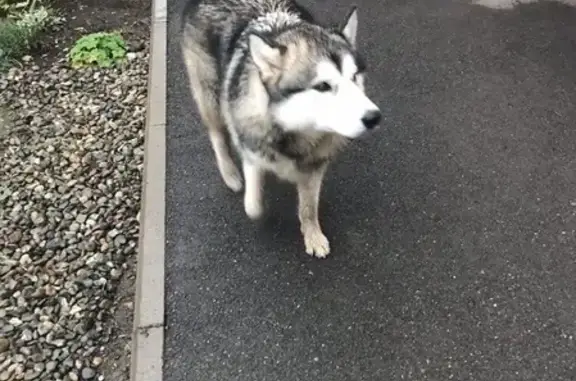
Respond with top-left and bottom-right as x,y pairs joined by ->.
340,6 -> 358,48
248,34 -> 286,79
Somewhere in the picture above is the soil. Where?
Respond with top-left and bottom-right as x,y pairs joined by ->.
34,0 -> 151,63
100,257 -> 139,381
31,0 -> 151,380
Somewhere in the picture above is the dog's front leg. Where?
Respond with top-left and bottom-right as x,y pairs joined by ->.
297,166 -> 330,258
242,160 -> 264,220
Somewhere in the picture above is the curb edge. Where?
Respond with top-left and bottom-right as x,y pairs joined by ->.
130,0 -> 167,379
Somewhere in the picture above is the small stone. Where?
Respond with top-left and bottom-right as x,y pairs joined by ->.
30,211 -> 45,226
86,253 -> 104,268
19,255 -> 32,266
91,357 -> 102,367
69,305 -> 82,315
46,238 -> 63,250
110,268 -> 122,280
114,234 -> 126,246
52,339 -> 65,348
8,230 -> 22,244
21,329 -> 33,342
0,337 -> 9,352
24,369 -> 40,380
46,361 -> 57,372
34,363 -> 45,373
81,367 -> 95,380
37,321 -> 54,336
83,240 -> 96,252
128,41 -> 145,52
9,317 -> 23,326
79,188 -> 92,202
63,357 -> 74,368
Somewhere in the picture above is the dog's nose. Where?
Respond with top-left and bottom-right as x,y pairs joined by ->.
361,110 -> 381,130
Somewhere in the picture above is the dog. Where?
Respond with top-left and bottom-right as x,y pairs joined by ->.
180,0 -> 381,258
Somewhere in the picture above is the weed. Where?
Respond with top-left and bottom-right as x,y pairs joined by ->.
68,32 -> 127,69
0,20 -> 28,64
0,0 -> 33,18
0,1 -> 54,69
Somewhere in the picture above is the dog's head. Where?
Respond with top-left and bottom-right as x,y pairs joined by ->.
248,7 -> 381,139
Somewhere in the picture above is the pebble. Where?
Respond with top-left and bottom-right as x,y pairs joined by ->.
37,321 -> 54,336
91,357 -> 103,367
8,230 -> 22,243
0,338 -> 9,352
21,329 -> 33,342
81,368 -> 95,380
19,255 -> 32,266
46,362 -> 57,372
9,318 -> 23,326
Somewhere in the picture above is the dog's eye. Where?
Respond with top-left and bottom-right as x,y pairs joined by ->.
313,81 -> 332,92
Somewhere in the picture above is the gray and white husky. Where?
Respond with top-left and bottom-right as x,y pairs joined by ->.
181,0 -> 381,258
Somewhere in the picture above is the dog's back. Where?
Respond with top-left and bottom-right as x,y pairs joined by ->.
181,0 -> 314,93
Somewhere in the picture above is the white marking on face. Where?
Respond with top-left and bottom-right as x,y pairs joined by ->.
341,54 -> 357,79
272,53 -> 380,138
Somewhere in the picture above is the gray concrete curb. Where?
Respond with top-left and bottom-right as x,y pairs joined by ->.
130,0 -> 166,379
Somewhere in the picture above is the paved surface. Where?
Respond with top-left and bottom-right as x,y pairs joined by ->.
164,0 -> 576,380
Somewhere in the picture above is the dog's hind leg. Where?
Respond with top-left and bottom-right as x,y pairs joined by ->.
204,102 -> 243,192
182,43 -> 243,192
297,165 -> 330,258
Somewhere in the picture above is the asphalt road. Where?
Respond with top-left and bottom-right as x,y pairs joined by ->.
164,0 -> 576,380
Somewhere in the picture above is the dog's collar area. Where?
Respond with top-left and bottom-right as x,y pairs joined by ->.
268,124 -> 331,171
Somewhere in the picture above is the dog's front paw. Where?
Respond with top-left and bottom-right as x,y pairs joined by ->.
303,229 -> 330,258
244,194 -> 263,220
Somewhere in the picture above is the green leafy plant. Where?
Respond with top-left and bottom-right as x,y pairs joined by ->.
68,32 -> 127,69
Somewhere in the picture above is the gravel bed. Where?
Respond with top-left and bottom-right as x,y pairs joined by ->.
0,50 -> 149,381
